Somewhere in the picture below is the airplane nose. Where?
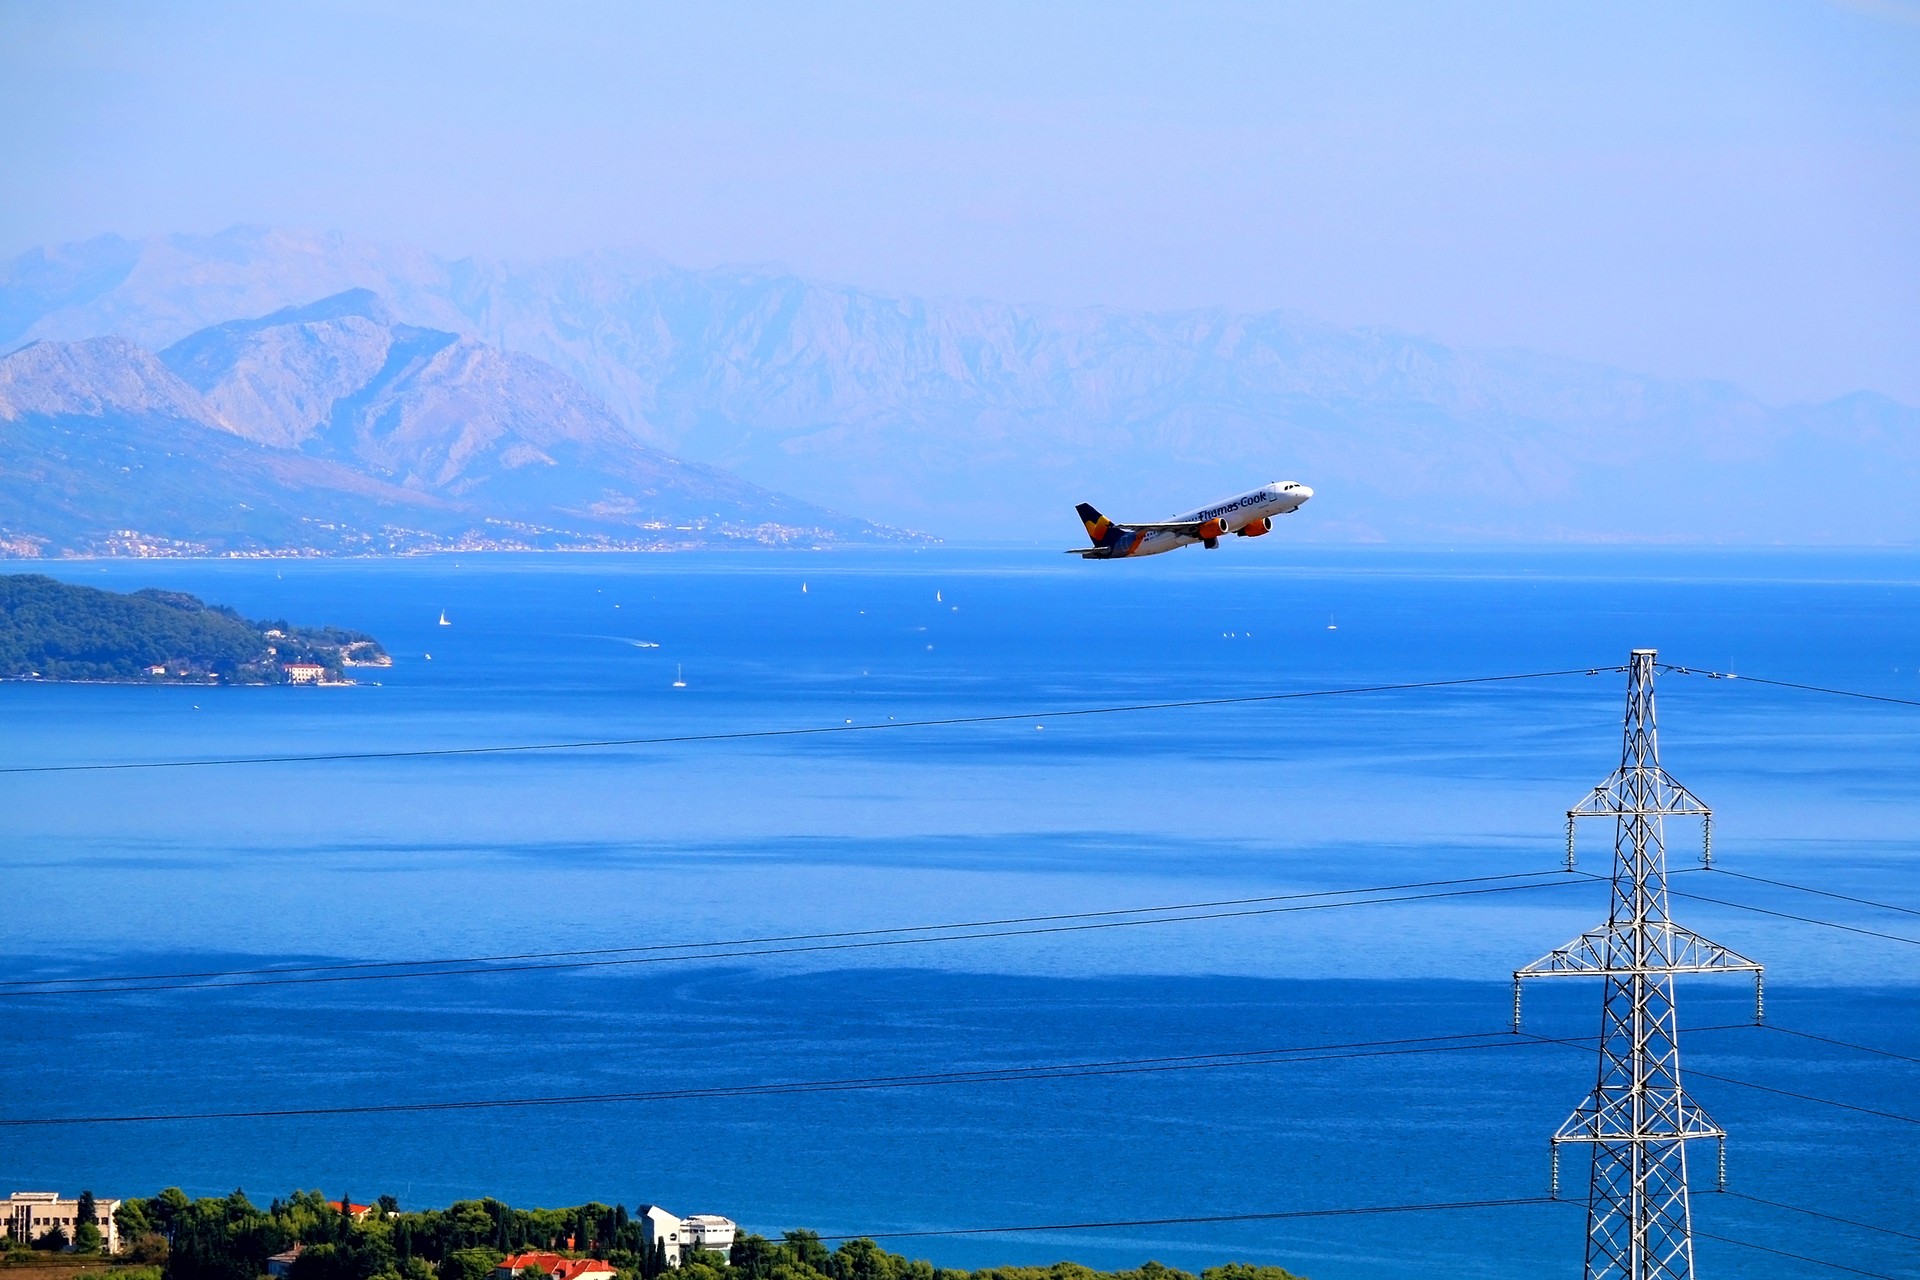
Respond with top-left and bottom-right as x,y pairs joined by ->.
1296,485 -> 1313,503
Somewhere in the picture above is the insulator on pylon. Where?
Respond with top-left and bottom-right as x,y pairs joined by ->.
1511,977 -> 1524,1031
1549,1144 -> 1560,1199
1702,814 -> 1713,868
1754,972 -> 1765,1025
1565,813 -> 1576,870
1717,1138 -> 1727,1192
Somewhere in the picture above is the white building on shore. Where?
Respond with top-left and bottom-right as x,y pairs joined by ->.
638,1206 -> 737,1267
3,1192 -> 121,1253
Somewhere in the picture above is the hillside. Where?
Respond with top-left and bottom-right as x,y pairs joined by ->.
6,227 -> 1919,541
0,291 -> 919,557
0,573 -> 385,682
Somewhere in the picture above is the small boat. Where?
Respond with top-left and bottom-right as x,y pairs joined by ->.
936,590 -> 943,602
438,610 -> 451,627
1327,617 -> 1338,631
672,665 -> 687,688
801,582 -> 808,594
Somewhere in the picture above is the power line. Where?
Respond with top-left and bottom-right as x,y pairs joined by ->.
1682,1067 -> 1920,1126
0,667 -> 1618,776
5,1023 -> 1786,1129
0,869 -> 1572,993
1720,1190 -> 1920,1244
1709,867 -> 1920,920
0,1028 -> 1553,1128
1519,1031 -> 1920,1126
1661,664 -> 1920,712
1692,1228 -> 1904,1279
1761,1023 -> 1920,1067
805,1194 -> 1566,1242
1665,887 -> 1920,948
0,875 -> 1589,997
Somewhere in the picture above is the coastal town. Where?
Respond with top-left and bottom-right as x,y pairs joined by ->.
3,1191 -> 742,1280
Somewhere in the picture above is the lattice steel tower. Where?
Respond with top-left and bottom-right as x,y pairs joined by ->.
1515,649 -> 1763,1280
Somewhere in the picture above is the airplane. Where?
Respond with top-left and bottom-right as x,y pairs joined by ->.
1068,480 -> 1313,558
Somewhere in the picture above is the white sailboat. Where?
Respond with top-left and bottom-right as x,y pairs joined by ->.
438,609 -> 451,627
672,665 -> 687,688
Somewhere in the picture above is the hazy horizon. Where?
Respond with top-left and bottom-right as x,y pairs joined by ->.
4,2 -> 1916,405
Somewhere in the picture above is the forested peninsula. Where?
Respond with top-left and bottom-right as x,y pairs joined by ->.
0,574 -> 387,683
1,1191 -> 1305,1280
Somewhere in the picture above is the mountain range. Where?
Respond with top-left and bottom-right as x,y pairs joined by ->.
5,225 -> 1920,545
0,285 -> 908,556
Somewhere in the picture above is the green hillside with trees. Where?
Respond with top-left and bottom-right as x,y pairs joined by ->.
0,574 -> 385,682
0,1190 -> 1305,1280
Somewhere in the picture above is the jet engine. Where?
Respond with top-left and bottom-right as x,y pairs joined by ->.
1197,518 -> 1230,540
1235,517 -> 1272,537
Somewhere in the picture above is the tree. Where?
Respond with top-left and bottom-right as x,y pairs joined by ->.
153,1188 -> 193,1244
74,1191 -> 102,1254
116,1200 -> 155,1243
126,1233 -> 171,1266
441,1248 -> 504,1280
782,1233 -> 830,1276
36,1226 -> 70,1252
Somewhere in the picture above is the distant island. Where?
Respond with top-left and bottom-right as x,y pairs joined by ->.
0,573 -> 388,684
0,1188 -> 1307,1280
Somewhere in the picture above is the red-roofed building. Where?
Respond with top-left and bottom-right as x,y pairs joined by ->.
326,1201 -> 374,1223
495,1256 -> 615,1280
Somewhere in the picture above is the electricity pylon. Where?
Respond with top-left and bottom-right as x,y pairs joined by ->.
1515,649 -> 1763,1280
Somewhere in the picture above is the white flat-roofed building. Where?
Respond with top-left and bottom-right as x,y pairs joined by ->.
639,1207 -> 736,1267
681,1216 -> 736,1256
638,1206 -> 683,1267
3,1192 -> 121,1253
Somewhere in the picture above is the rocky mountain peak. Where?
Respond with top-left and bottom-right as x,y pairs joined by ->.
0,292 -> 910,556
0,336 -> 223,428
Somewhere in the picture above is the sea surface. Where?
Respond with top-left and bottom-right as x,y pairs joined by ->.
1,548 -> 1916,1279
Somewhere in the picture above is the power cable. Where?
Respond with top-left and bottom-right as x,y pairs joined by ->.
0,875 -> 1589,997
1683,1067 -> 1920,1126
1664,887 -> 1920,948
0,1028 -> 1551,1128
1519,1033 -> 1920,1125
0,869 -> 1571,993
0,667 -> 1619,776
1692,1228 -> 1903,1279
804,1194 -> 1566,1242
1709,867 -> 1920,920
1760,1024 -> 1920,1068
1661,664 -> 1920,711
1720,1190 -> 1920,1244
0,1021 -> 1777,1129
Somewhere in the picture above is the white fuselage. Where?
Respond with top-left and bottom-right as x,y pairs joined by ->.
1129,480 -> 1313,556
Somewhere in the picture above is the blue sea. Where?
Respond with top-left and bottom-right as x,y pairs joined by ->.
1,549 -> 1916,1279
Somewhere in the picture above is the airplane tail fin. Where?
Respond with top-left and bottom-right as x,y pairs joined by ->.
1076,502 -> 1116,546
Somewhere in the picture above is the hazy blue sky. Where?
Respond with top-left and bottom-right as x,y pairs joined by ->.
3,1 -> 1916,403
